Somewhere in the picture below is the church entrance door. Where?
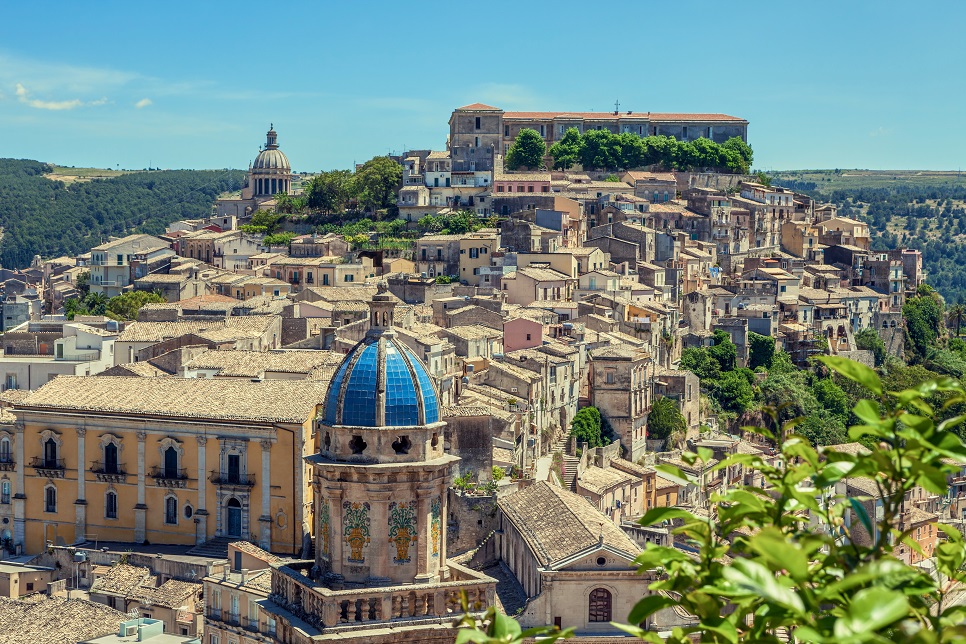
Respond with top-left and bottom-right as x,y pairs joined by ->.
226,498 -> 242,537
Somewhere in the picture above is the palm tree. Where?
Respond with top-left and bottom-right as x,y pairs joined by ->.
949,304 -> 966,338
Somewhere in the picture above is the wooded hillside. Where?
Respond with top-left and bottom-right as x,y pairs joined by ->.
0,159 -> 244,268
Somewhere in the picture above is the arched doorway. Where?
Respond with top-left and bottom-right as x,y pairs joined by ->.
226,498 -> 242,538
588,588 -> 612,623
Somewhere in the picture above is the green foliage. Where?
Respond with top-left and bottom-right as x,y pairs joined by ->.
461,360 -> 966,642
505,129 -> 547,171
240,210 -> 283,234
434,275 -> 452,284
571,406 -> 607,448
854,327 -> 887,367
65,290 -> 165,321
680,347 -> 722,381
273,192 -> 307,214
548,128 -> 582,170
453,473 -> 475,493
903,285 -> 945,361
0,159 -> 244,269
418,210 -> 484,235
75,270 -> 90,297
354,156 -> 403,215
647,396 -> 686,442
305,169 -> 355,214
262,232 -> 296,247
747,332 -> 775,370
755,171 -> 772,187
709,330 -> 738,372
544,131 -> 752,173
491,466 -> 505,482
713,369 -> 754,413
628,356 -> 966,643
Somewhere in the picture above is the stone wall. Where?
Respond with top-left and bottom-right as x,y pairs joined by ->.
446,490 -> 500,556
31,545 -> 212,588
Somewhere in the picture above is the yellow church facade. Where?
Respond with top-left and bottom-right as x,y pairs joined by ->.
3,376 -> 325,556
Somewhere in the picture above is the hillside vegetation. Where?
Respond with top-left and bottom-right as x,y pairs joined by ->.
771,169 -> 966,304
0,159 -> 244,269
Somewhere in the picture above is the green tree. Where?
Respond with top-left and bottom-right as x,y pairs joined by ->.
83,291 -> 109,316
903,284 -> 945,361
721,136 -> 753,170
712,369 -> 754,413
854,327 -> 887,366
747,332 -> 775,370
647,396 -> 686,442
579,130 -> 622,169
709,329 -> 737,372
949,303 -> 966,337
105,290 -> 166,320
354,156 -> 402,216
306,169 -> 355,214
571,406 -> 605,447
240,210 -> 283,234
680,347 -> 721,382
263,232 -> 296,247
75,270 -> 90,297
812,378 -> 850,420
505,129 -> 547,171
548,127 -> 582,170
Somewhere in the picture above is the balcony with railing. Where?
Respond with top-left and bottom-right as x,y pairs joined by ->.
30,457 -> 66,478
90,461 -> 127,483
149,466 -> 189,488
268,560 -> 495,635
0,454 -> 14,472
209,471 -> 256,488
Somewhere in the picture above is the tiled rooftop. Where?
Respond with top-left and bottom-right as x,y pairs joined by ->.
0,595 -> 128,644
183,349 -> 341,378
18,376 -> 328,423
499,481 -> 640,566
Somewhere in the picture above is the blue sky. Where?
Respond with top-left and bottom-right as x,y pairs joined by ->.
1,1 -> 963,172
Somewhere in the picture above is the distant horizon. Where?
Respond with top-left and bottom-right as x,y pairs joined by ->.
25,162 -> 966,175
1,1 -> 963,172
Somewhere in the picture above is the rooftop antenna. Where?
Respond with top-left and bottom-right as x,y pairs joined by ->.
613,99 -> 620,115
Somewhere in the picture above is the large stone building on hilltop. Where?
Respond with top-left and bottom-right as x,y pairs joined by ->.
448,103 -> 749,171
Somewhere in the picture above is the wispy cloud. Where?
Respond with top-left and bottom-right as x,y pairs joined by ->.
869,126 -> 893,138
14,83 -> 92,110
135,97 -> 152,109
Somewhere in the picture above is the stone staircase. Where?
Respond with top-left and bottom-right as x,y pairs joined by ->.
186,536 -> 233,560
561,455 -> 580,490
550,432 -> 580,490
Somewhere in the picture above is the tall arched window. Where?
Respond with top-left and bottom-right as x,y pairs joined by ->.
105,490 -> 118,519
164,447 -> 179,479
588,588 -> 612,623
44,438 -> 58,467
104,443 -> 118,474
0,437 -> 10,463
164,496 -> 178,525
44,485 -> 57,513
1,479 -> 9,504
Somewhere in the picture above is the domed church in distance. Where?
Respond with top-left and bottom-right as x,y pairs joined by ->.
214,124 -> 295,219
267,285 -> 497,643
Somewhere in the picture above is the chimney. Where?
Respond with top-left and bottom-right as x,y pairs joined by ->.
240,568 -> 249,584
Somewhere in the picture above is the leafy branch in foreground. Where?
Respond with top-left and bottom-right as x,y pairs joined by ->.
455,356 -> 966,643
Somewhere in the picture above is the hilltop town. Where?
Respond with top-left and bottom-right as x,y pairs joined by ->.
0,103 -> 958,644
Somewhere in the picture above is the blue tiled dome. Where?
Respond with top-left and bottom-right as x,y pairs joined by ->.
323,334 -> 440,427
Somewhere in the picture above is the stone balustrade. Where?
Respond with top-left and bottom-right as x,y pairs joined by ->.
268,560 -> 494,632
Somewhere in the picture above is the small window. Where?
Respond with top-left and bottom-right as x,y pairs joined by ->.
475,116 -> 481,130
45,486 -> 57,513
165,496 -> 178,524
105,491 -> 118,519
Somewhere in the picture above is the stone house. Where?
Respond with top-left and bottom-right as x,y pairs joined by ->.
494,481 -> 656,633
588,344 -> 652,462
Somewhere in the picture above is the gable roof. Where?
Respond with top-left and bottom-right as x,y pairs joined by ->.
499,481 -> 640,566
